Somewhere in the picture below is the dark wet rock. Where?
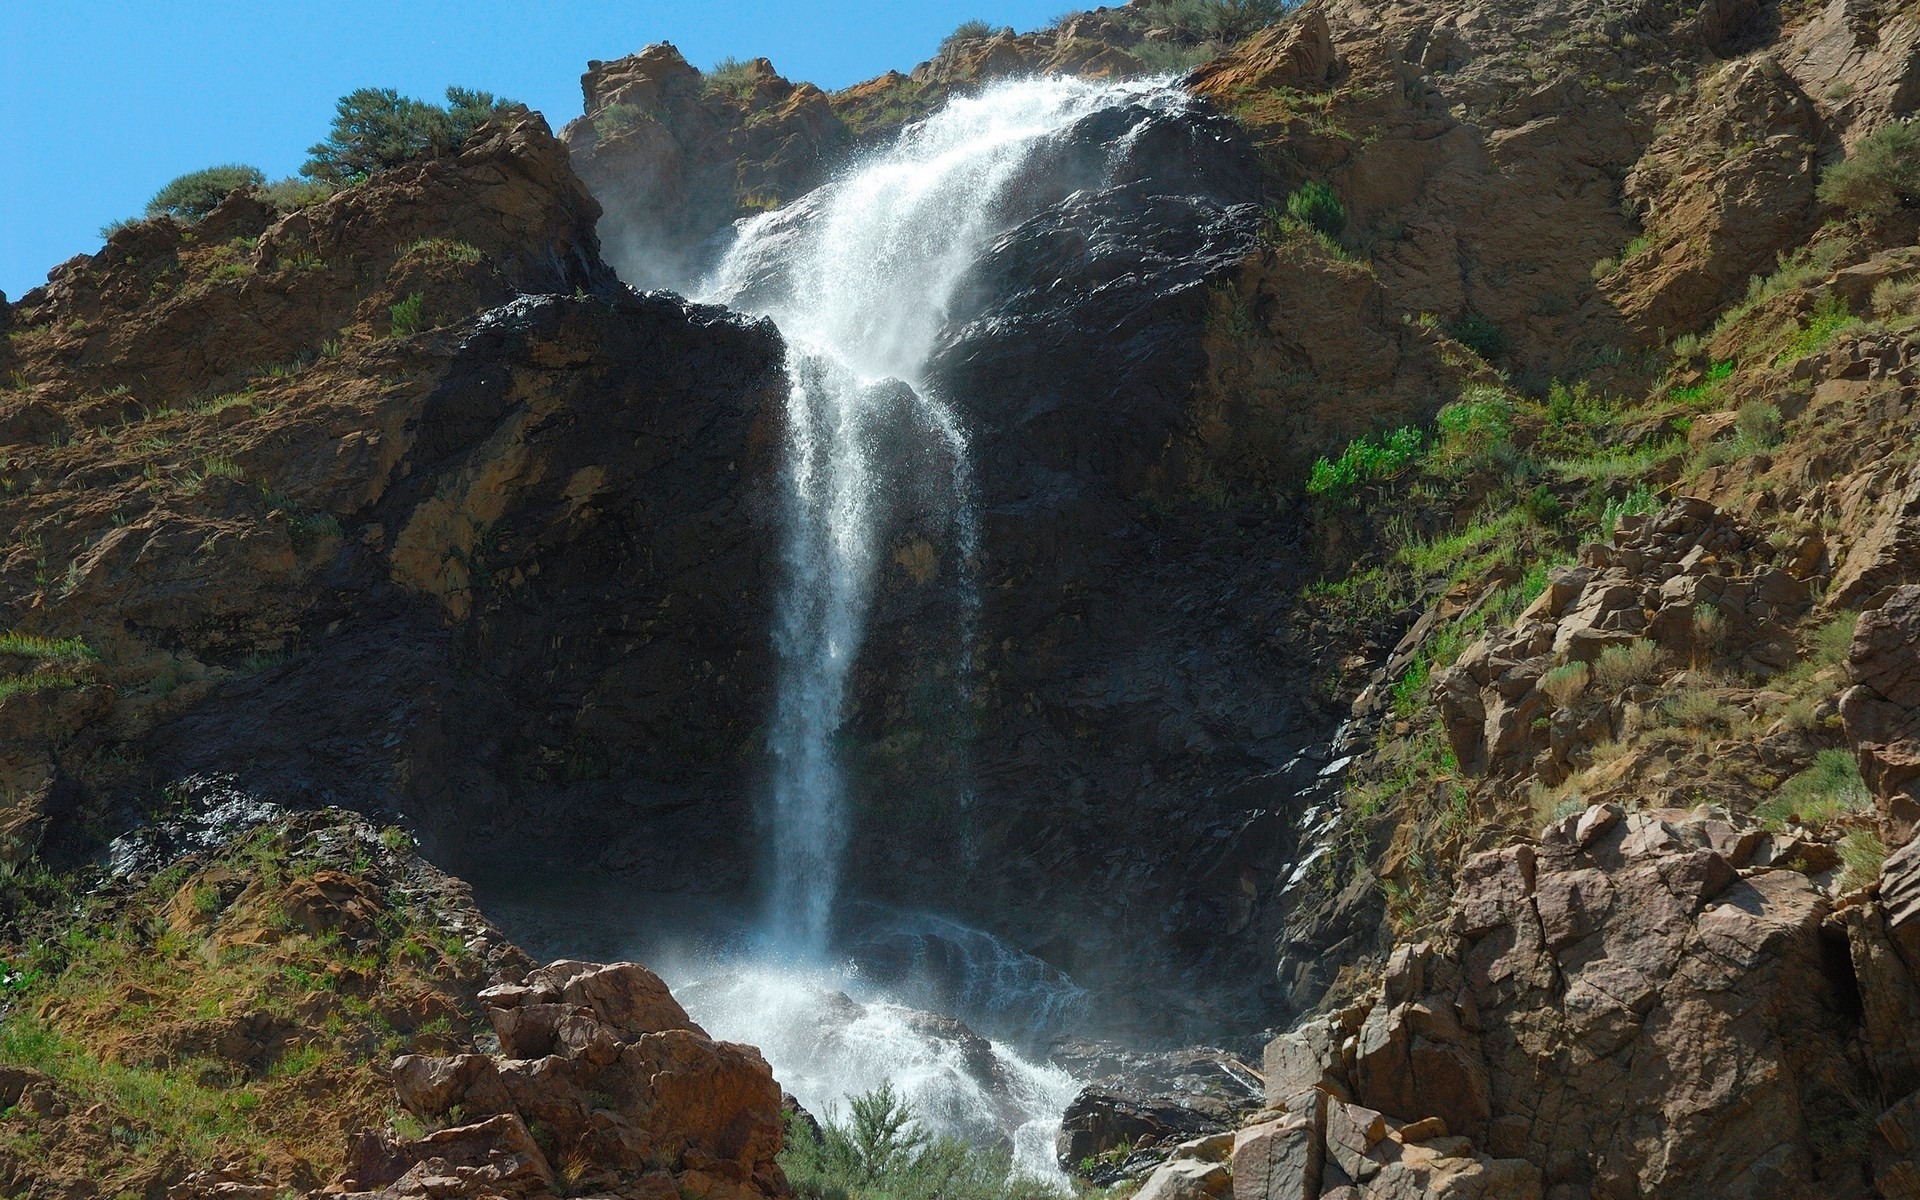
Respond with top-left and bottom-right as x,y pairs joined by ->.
101,774 -> 287,879
1057,1087 -> 1236,1181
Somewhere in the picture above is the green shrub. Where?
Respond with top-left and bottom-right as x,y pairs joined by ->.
1734,399 -> 1782,450
1447,311 -> 1505,360
704,57 -> 758,100
0,633 -> 98,664
1434,385 -> 1514,460
145,165 -> 266,221
1758,749 -> 1871,827
1599,483 -> 1658,536
941,19 -> 996,53
390,293 -> 426,338
1593,638 -> 1661,693
1817,122 -> 1920,219
1306,425 -> 1425,497
260,176 -> 338,214
1286,180 -> 1345,238
1772,296 -> 1858,367
1872,277 -> 1919,321
782,1085 -> 1063,1200
1133,39 -> 1214,72
302,86 -> 520,184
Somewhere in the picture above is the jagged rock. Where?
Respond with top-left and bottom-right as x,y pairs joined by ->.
1437,499 -> 1809,779
1609,56 -> 1821,339
1058,1088 -> 1232,1174
353,959 -> 784,1200
1232,1100 -> 1323,1200
1259,805 -> 1902,1195
337,1113 -> 555,1199
1829,467 -> 1920,612
1842,585 -> 1920,840
1190,10 -> 1336,100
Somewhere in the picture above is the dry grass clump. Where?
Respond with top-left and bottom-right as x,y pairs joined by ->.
1539,661 -> 1590,708
1594,638 -> 1662,692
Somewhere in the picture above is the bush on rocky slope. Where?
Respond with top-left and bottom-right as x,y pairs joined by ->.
1818,121 -> 1920,220
145,165 -> 267,222
301,85 -> 521,184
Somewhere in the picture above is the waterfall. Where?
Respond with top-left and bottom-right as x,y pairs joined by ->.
699,74 -> 1189,956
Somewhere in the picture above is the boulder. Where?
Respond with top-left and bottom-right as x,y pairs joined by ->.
1133,1156 -> 1232,1200
1190,10 -> 1336,101
1256,814 -> 1893,1195
1058,1087 -> 1232,1172
341,960 -> 783,1198
1232,1102 -> 1324,1200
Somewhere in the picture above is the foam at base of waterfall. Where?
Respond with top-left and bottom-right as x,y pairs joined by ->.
668,961 -> 1081,1185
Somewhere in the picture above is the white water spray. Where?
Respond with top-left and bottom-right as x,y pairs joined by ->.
700,74 -> 1190,955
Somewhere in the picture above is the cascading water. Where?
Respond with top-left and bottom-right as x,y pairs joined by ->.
667,73 -> 1199,1180
700,73 -> 1189,957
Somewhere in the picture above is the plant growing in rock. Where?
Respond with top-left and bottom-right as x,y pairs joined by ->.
1143,0 -> 1294,44
1306,425 -> 1425,498
1757,749 -> 1870,827
703,57 -> 758,101
1539,661 -> 1590,708
1817,121 -> 1920,219
146,165 -> 267,221
1446,311 -> 1505,360
941,19 -> 997,53
1593,638 -> 1661,693
1286,180 -> 1346,238
1872,277 -> 1919,324
390,292 -> 426,338
593,102 -> 651,138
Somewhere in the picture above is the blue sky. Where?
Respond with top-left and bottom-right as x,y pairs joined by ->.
0,1 -> 1066,300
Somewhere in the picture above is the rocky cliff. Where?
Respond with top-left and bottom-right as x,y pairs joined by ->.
5,0 -> 1920,1194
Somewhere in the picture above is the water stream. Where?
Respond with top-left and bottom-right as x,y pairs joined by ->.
698,75 -> 1189,957
668,74 -> 1197,1178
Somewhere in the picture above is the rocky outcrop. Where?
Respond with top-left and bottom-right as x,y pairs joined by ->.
341,959 -> 785,1200
1252,803 -> 1911,1197
1843,585 -> 1920,840
12,112 -> 611,407
560,45 -> 853,289
1435,498 -> 1813,782
1607,56 -> 1822,341
1190,10 -> 1337,100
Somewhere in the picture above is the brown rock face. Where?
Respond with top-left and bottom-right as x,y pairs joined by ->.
1842,585 -> 1920,840
1608,56 -> 1821,342
360,959 -> 784,1200
1262,803 -> 1912,1197
1190,10 -> 1336,101
561,44 -> 853,289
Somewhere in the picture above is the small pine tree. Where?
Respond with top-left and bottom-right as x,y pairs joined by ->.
145,165 -> 266,221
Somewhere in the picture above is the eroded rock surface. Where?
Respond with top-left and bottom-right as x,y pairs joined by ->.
1253,803 -> 1914,1197
341,959 -> 785,1200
